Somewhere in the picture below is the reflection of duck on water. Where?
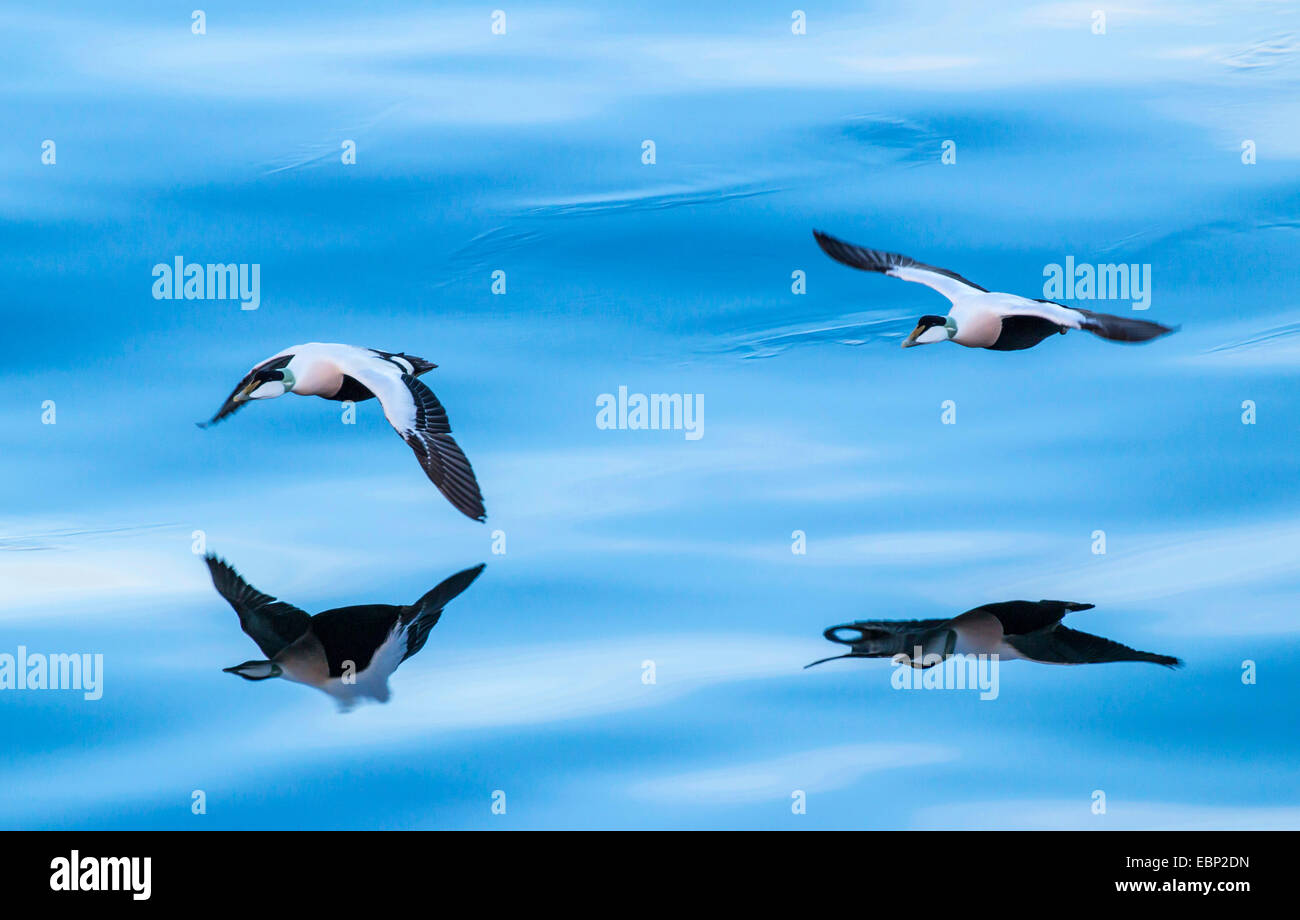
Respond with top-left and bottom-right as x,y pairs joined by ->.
807,600 -> 1181,670
205,555 -> 484,709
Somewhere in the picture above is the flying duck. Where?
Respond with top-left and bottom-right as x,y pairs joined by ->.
805,599 -> 1181,669
201,343 -> 485,521
205,554 -> 485,709
813,230 -> 1177,351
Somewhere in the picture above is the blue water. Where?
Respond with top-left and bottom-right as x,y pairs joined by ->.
3,2 -> 1300,829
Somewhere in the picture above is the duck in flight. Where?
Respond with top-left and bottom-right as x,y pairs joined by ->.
205,554 -> 485,709
813,230 -> 1177,351
805,599 -> 1181,669
201,343 -> 485,521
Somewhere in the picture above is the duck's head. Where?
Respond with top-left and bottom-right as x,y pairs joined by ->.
223,660 -> 283,681
902,314 -> 956,348
235,366 -> 296,402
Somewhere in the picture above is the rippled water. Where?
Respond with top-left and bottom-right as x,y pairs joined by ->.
3,2 -> 1300,829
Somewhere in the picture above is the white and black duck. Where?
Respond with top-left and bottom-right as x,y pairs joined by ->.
814,230 -> 1177,351
201,343 -> 485,521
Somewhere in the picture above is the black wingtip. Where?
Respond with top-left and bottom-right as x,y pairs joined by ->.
196,414 -> 225,429
456,496 -> 487,523
439,562 -> 486,598
411,562 -> 487,615
202,553 -> 239,594
1078,310 -> 1179,344
455,505 -> 487,523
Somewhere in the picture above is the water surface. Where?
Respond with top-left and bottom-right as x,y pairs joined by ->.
3,1 -> 1299,829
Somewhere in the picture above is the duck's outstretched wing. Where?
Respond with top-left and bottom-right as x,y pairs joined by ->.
346,355 -> 487,522
958,600 -> 1093,636
1012,299 -> 1176,343
204,554 -> 311,658
813,230 -> 988,303
400,564 -> 486,663
1006,625 -> 1181,667
1074,307 -> 1178,343
804,618 -> 953,668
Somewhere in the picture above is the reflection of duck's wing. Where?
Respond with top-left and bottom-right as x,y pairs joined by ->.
961,600 -> 1093,635
1005,625 -> 1181,667
205,555 -> 311,658
824,619 -> 951,641
399,564 -> 485,664
806,618 -> 954,668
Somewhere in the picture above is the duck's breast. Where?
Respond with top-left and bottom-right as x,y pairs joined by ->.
949,295 -> 1009,348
